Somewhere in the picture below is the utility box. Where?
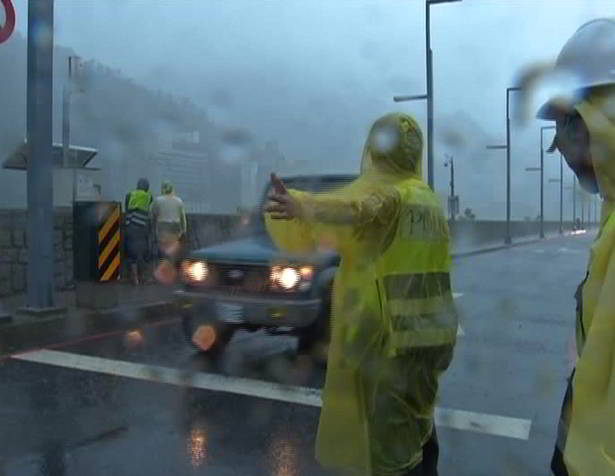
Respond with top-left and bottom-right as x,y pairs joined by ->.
73,201 -> 121,309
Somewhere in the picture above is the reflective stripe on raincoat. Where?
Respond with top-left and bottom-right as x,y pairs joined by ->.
562,86 -> 615,475
265,113 -> 457,476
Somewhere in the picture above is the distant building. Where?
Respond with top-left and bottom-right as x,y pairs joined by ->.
150,130 -> 248,214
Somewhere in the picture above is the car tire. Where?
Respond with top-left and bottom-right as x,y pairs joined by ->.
182,315 -> 235,354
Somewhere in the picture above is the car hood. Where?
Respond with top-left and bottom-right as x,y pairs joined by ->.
189,234 -> 338,266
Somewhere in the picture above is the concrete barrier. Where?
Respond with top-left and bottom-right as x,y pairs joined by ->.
450,220 -> 579,252
0,208 -> 596,297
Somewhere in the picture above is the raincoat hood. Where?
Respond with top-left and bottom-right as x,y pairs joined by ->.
361,113 -> 423,178
574,86 -> 615,223
137,177 -> 149,192
161,180 -> 174,195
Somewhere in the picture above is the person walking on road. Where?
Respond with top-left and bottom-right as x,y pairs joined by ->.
536,18 -> 615,476
124,178 -> 153,286
151,180 -> 187,261
151,180 -> 187,284
265,113 -> 458,476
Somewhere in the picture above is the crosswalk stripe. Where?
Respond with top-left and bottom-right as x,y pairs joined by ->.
12,349 -> 531,440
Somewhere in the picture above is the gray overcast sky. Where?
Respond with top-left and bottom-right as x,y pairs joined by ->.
12,0 -> 614,218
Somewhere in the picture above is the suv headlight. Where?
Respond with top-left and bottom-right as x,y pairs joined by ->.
181,260 -> 209,283
271,265 -> 313,291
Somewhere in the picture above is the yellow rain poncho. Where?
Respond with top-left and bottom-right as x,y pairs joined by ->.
562,86 -> 615,475
265,113 -> 457,475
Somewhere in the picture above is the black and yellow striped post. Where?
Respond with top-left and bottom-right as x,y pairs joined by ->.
97,203 -> 121,282
74,201 -> 122,309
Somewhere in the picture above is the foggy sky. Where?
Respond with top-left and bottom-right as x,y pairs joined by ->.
9,0 -> 613,219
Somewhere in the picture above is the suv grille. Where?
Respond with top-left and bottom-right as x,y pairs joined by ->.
208,263 -> 271,294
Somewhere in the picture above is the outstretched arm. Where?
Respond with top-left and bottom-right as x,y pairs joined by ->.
264,174 -> 400,254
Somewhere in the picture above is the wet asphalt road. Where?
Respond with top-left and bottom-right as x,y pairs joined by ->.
0,232 -> 594,476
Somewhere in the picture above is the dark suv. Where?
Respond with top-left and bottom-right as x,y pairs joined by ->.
174,174 -> 356,356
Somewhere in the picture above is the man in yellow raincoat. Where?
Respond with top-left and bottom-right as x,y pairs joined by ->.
536,18 -> 615,476
265,113 -> 457,476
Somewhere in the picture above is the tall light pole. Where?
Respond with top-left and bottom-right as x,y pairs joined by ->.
573,175 -> 577,228
580,191 -> 586,227
444,154 -> 457,222
541,126 -> 555,237
560,153 -> 564,234
548,154 -> 564,235
62,55 -> 83,204
485,86 -> 521,245
526,126 -> 555,239
506,86 -> 522,242
394,0 -> 462,190
25,0 -> 56,312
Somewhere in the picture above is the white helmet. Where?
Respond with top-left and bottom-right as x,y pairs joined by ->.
537,18 -> 615,119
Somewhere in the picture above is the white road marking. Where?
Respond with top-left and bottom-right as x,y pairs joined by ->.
434,407 -> 531,440
453,293 -> 464,336
13,349 -> 531,440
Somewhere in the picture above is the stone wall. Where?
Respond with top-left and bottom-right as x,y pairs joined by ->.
0,208 -> 74,297
0,208 -> 242,297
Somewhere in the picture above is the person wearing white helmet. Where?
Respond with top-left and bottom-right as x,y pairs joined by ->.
536,18 -> 615,476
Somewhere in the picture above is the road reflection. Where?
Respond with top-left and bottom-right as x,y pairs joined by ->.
269,435 -> 298,476
188,426 -> 208,468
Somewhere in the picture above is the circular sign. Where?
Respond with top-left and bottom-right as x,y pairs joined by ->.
0,0 -> 16,44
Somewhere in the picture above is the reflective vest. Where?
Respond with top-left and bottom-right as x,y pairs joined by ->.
126,189 -> 152,228
376,179 -> 457,356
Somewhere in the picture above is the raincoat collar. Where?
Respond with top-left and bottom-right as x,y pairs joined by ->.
574,86 -> 615,228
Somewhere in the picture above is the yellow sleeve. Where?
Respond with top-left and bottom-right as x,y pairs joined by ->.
565,223 -> 615,474
265,213 -> 316,255
265,187 -> 401,255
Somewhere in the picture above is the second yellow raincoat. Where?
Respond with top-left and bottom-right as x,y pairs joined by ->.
265,113 -> 457,475
559,86 -> 615,475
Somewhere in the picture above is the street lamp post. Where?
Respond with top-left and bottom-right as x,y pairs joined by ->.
560,153 -> 564,233
394,0 -> 462,191
548,154 -> 564,235
62,55 -> 83,204
526,126 -> 555,239
486,86 -> 522,245
540,126 -> 555,237
444,154 -> 457,222
506,86 -> 522,242
573,175 -> 577,227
